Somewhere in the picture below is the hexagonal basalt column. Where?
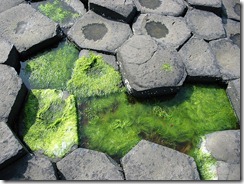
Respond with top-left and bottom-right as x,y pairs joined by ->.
133,14 -> 191,49
89,0 -> 137,23
222,0 -> 240,21
0,4 -> 62,58
133,0 -> 186,16
179,37 -> 221,82
68,11 -> 132,54
121,140 -> 200,180
185,9 -> 226,41
187,0 -> 222,8
117,35 -> 187,97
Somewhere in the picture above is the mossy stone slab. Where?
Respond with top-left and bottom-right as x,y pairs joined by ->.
21,89 -> 78,159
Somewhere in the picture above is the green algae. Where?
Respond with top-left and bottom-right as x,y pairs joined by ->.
80,84 -> 238,159
22,89 -> 79,159
67,53 -> 122,99
38,0 -> 80,24
162,63 -> 173,72
24,41 -> 79,90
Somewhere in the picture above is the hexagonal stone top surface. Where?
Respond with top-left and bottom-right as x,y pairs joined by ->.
187,0 -> 222,8
133,0 -> 186,16
186,9 -> 225,41
0,4 -> 59,54
0,0 -> 25,13
133,14 -> 191,49
57,148 -> 124,180
117,35 -> 186,93
121,140 -> 200,180
68,11 -> 132,54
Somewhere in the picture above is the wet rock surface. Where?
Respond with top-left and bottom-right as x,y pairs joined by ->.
57,148 -> 124,180
117,35 -> 186,97
68,10 -> 132,54
0,154 -> 57,180
89,0 -> 137,23
121,140 -> 200,180
133,14 -> 191,49
0,4 -> 62,58
0,0 -> 25,13
133,0 -> 186,16
186,9 -> 225,41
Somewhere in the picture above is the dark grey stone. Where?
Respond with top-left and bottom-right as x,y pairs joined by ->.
68,11 -> 132,54
224,19 -> 240,47
186,9 -> 225,41
216,161 -> 240,180
79,50 -> 118,70
133,0 -> 186,16
0,37 -> 20,72
210,39 -> 240,81
0,4 -> 62,58
89,0 -> 137,23
133,14 -> 191,49
179,37 -> 221,81
0,122 -> 26,170
0,65 -> 27,127
56,148 -> 124,180
226,79 -> 240,122
117,35 -> 187,97
0,0 -> 25,13
0,154 -> 57,180
222,0 -> 240,21
187,0 -> 222,8
121,140 -> 200,180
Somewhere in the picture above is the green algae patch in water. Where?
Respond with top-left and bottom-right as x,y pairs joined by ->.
80,84 -> 238,159
24,42 -> 79,90
67,53 -> 122,99
21,89 -> 79,159
38,0 -> 80,24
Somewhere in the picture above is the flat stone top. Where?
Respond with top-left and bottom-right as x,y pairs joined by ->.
0,4 -> 59,54
68,10 -> 132,54
0,37 -> 14,64
134,0 -> 186,16
187,0 -> 222,8
133,14 -> 191,49
222,0 -> 240,21
0,65 -> 23,122
121,140 -> 200,180
57,148 -> 124,180
0,0 -> 25,13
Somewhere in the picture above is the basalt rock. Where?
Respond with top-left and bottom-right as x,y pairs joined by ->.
0,0 -> 25,13
224,19 -> 240,48
222,0 -> 240,21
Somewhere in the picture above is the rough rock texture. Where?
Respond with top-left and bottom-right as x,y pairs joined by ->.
0,37 -> 20,72
0,65 -> 27,127
179,37 -> 221,81
210,39 -> 240,81
121,140 -> 200,180
56,148 -> 124,180
186,9 -> 225,41
0,0 -> 25,13
68,11 -> 132,54
222,0 -> 240,21
117,35 -> 187,97
89,0 -> 137,23
226,79 -> 240,122
224,19 -> 240,47
187,0 -> 222,8
205,130 -> 240,180
0,122 -> 26,170
0,4 -> 62,58
0,154 -> 57,180
133,14 -> 191,49
79,49 -> 118,70
133,0 -> 186,16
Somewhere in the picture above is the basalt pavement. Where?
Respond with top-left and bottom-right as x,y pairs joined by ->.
0,0 -> 241,181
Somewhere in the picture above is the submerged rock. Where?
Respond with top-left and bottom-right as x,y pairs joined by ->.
121,140 -> 200,180
117,35 -> 186,97
57,148 -> 124,180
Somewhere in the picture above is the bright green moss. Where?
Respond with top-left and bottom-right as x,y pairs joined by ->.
22,89 -> 79,159
38,0 -> 80,24
67,53 -> 122,99
24,42 -> 79,90
80,84 -> 238,158
162,63 -> 173,72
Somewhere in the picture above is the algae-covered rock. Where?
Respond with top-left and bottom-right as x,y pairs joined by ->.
67,52 -> 122,99
20,89 -> 78,159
